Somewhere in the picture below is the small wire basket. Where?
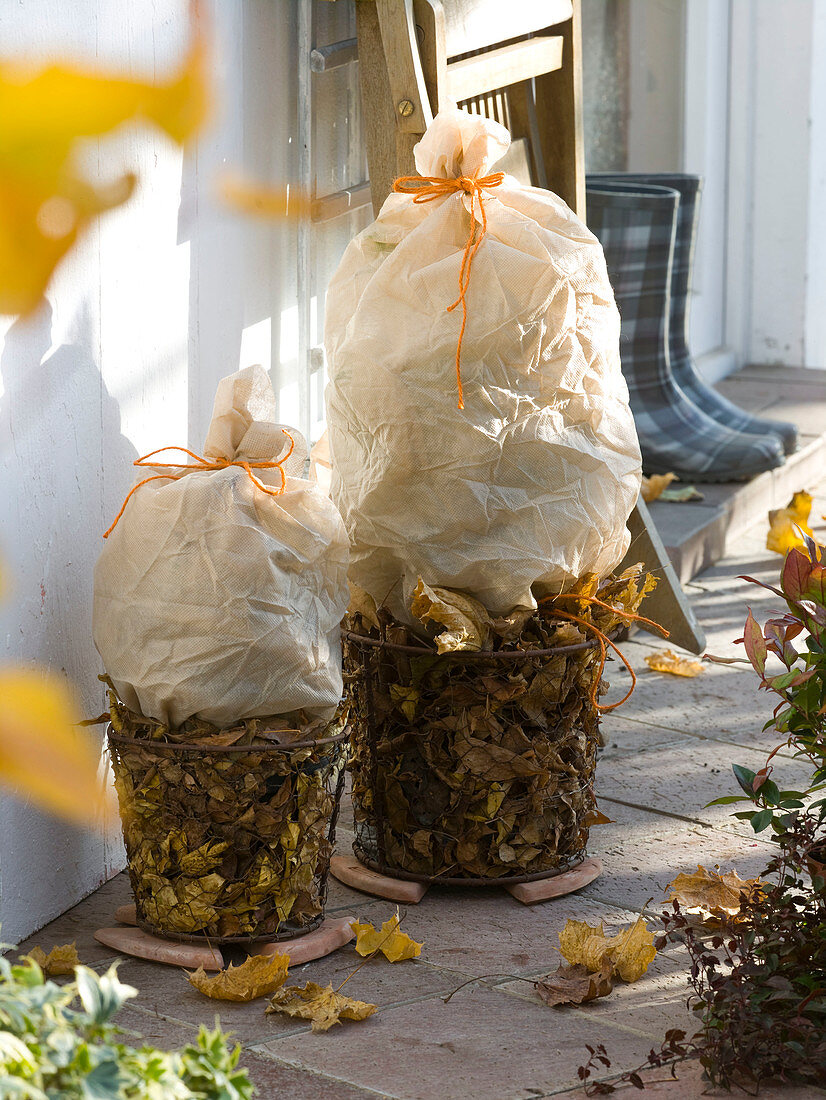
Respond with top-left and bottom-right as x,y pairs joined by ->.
108,708 -> 349,944
342,625 -> 609,886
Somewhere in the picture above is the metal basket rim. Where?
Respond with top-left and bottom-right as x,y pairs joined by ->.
107,724 -> 351,755
342,627 -> 619,659
135,913 -> 325,946
351,846 -> 587,887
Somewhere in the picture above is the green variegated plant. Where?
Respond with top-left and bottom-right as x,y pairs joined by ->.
0,949 -> 253,1099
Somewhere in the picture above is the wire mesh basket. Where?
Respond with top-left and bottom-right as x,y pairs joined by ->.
108,705 -> 349,944
342,625 -> 609,885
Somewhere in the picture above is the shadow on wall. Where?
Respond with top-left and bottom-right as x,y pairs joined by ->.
0,299 -> 136,941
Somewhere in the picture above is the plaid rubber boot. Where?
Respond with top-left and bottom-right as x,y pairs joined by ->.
589,172 -> 798,455
585,182 -> 784,481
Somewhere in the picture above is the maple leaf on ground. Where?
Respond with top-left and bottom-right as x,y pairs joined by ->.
188,953 -> 289,1002
665,865 -> 763,920
351,909 -> 422,962
267,981 -> 377,1032
535,960 -> 613,1007
767,491 -> 814,555
559,915 -> 657,984
644,649 -> 704,678
25,942 -> 81,977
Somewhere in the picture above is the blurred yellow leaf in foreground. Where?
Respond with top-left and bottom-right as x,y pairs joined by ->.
219,173 -> 313,220
0,3 -> 209,316
0,667 -> 107,827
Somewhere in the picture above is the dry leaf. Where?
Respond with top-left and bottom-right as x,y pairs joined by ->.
641,473 -> 678,502
348,582 -> 380,631
644,649 -> 703,678
767,491 -> 814,555
660,485 -> 704,503
345,567 -> 656,882
411,578 -> 491,653
351,909 -> 423,962
0,4 -> 207,315
665,865 -> 763,919
267,981 -> 377,1032
0,668 -> 108,826
535,960 -> 613,1007
559,915 -> 657,983
26,942 -> 81,977
188,953 -> 289,1002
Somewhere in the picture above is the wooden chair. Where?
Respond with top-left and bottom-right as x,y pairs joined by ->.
347,0 -> 705,653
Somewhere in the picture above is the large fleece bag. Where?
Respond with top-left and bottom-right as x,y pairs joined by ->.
324,108 -> 642,618
93,365 -> 350,727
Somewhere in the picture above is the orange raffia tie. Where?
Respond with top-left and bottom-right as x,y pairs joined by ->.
102,430 -> 295,539
393,170 -> 505,410
539,592 -> 670,713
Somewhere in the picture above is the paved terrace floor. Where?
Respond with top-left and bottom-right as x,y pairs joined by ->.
15,483 -> 826,1100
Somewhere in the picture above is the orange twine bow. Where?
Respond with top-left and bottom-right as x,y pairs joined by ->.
538,591 -> 670,713
393,170 -> 505,410
103,429 -> 295,539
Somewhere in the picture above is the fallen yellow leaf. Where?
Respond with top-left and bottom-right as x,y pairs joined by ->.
665,865 -> 762,919
0,668 -> 108,827
558,914 -> 656,983
351,909 -> 423,962
267,981 -> 377,1032
641,473 -> 678,503
644,649 -> 703,678
767,491 -> 814,555
411,578 -> 491,653
188,953 -> 289,1002
25,942 -> 81,977
0,2 -> 208,315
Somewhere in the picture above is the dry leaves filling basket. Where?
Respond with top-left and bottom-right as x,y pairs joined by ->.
107,695 -> 349,943
343,568 -> 657,884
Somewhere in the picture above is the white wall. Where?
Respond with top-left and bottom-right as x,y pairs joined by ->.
0,0 -> 366,942
727,0 -> 826,370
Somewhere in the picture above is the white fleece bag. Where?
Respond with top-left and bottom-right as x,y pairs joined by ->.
93,365 -> 350,727
325,107 -> 641,618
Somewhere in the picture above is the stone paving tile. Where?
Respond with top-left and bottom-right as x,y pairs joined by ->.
598,709 -> 786,760
498,950 -> 694,1042
14,871 -> 132,968
111,947 -> 460,1045
114,1003 -> 200,1048
258,983 -> 666,1100
334,891 -> 652,981
561,1058 -> 826,1098
595,738 -> 810,834
596,717 -> 691,762
240,1052 -> 391,1099
602,643 -> 771,743
581,799 -> 771,914
117,1007 -> 387,1099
